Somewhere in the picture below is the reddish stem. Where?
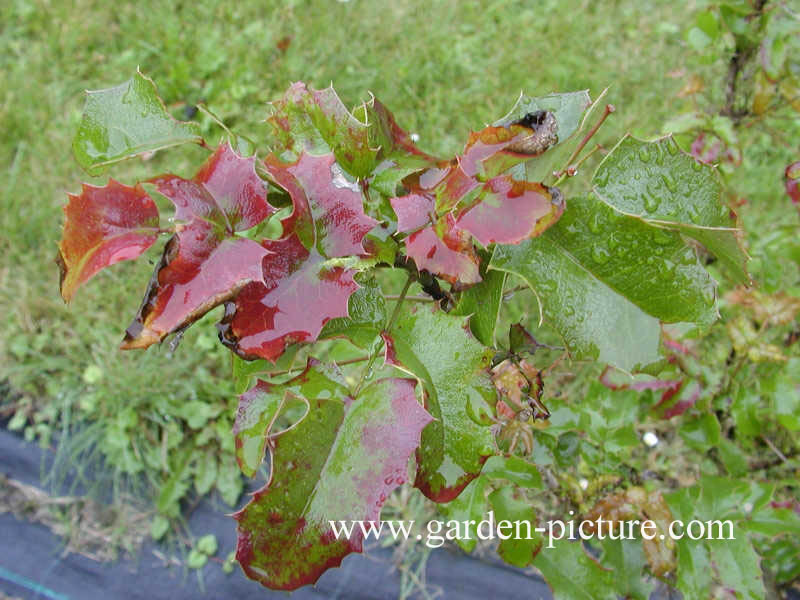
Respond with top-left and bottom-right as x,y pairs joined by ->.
554,104 -> 615,181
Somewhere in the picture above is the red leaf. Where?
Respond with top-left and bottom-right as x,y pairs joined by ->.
390,193 -> 434,232
265,153 -> 378,257
404,216 -> 481,285
57,180 -> 160,302
218,234 -> 359,362
150,143 -> 272,230
388,114 -> 564,284
785,161 -> 800,205
456,177 -> 564,246
121,143 -> 273,349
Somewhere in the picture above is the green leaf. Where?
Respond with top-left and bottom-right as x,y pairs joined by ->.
593,135 -> 749,283
488,487 -> 542,567
662,112 -> 708,135
150,515 -> 170,540
196,533 -> 219,556
674,534 -> 712,599
746,506 -> 800,538
194,449 -> 218,496
770,358 -> 800,431
547,195 -> 717,325
438,476 -> 488,553
73,70 -> 202,175
156,449 -> 192,518
708,536 -> 766,600
231,344 -> 302,395
385,305 -> 497,501
494,90 -> 591,145
481,455 -> 542,489
187,549 -> 208,569
600,538 -> 654,600
233,360 -> 349,477
452,264 -> 506,346
490,214 -> 663,372
216,460 -> 244,508
534,539 -> 616,600
679,412 -> 721,451
319,275 -> 387,348
266,82 -> 376,178
717,438 -> 748,476
235,378 -> 432,590
665,478 -> 771,599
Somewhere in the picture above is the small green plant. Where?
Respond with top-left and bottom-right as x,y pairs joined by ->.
55,69 -> 798,598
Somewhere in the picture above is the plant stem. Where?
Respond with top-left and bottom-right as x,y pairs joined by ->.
353,275 -> 413,396
761,434 -> 787,463
552,104 -> 615,185
385,294 -> 435,302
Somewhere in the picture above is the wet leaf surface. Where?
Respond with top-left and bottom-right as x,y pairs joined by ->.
218,234 -> 359,362
383,304 -> 496,502
233,360 -> 350,477
122,143 -> 272,348
73,70 -> 202,175
58,180 -> 160,302
235,378 -> 431,590
593,135 -> 749,283
265,152 -> 377,257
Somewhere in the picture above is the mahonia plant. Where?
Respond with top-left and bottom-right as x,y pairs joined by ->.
58,70 -> 750,593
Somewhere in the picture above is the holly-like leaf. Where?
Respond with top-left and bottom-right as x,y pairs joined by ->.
593,135 -> 750,283
358,95 -> 439,166
389,114 -> 566,285
480,455 -> 543,489
357,95 -> 441,197
235,378 -> 432,590
550,195 -> 717,324
73,70 -> 203,175
491,201 -> 675,372
266,82 -> 376,178
383,304 -> 496,502
491,191 -> 722,369
233,360 -> 350,477
217,150 -> 379,363
666,478 -> 770,600
217,234 -> 359,362
390,192 -> 481,283
122,143 -> 273,349
265,152 -> 378,257
708,536 -> 767,600
438,476 -> 488,553
457,115 -> 559,180
57,180 -> 160,302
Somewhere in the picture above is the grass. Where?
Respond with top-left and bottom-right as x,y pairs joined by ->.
1,0 -> 799,589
